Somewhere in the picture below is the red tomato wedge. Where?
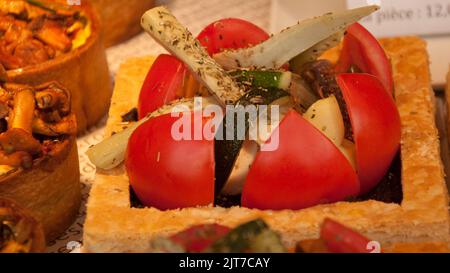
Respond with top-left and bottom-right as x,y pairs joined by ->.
337,73 -> 400,194
242,110 -> 359,210
126,112 -> 215,210
321,218 -> 372,253
138,19 -> 269,118
336,23 -> 393,95
138,54 -> 186,119
170,224 -> 230,253
197,18 -> 269,55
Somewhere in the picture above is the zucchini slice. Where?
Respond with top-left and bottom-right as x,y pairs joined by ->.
206,219 -> 286,253
230,70 -> 292,91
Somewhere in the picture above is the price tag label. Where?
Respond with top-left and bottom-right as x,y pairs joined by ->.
347,0 -> 450,37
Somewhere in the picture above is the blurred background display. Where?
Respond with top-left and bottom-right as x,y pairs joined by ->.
270,0 -> 450,87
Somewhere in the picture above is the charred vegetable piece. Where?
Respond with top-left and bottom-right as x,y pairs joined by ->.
170,224 -> 231,253
121,108 -> 138,123
214,88 -> 288,197
289,73 -> 319,111
300,60 -> 353,140
206,219 -> 286,253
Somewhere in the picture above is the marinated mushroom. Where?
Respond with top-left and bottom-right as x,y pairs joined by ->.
0,80 -> 76,171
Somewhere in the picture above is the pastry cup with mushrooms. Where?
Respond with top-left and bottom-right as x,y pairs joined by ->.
0,80 -> 80,242
1,0 -> 112,132
89,0 -> 155,47
0,198 -> 46,253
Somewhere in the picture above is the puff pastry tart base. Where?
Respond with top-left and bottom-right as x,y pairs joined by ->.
84,37 -> 449,252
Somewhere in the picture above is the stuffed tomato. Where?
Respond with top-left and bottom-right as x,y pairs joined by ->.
89,5 -> 400,211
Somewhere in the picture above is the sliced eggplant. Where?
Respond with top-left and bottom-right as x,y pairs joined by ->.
220,139 -> 258,196
218,96 -> 294,197
289,73 -> 319,111
299,60 -> 353,140
214,89 -> 289,198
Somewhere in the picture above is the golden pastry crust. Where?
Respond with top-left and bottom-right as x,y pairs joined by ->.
84,37 -> 449,253
6,2 -> 112,133
384,242 -> 450,253
0,137 -> 80,242
89,0 -> 155,47
0,198 -> 46,253
446,66 -> 450,147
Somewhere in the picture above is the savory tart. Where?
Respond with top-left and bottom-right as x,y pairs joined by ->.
89,0 -> 155,47
0,78 -> 80,242
0,198 -> 45,253
84,6 -> 449,252
1,0 -> 112,132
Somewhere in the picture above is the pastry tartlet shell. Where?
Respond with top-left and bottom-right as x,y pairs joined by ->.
89,0 -> 155,47
0,198 -> 46,252
0,137 -> 80,242
5,2 -> 112,133
84,37 -> 450,252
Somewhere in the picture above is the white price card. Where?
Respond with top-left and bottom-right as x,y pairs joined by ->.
347,0 -> 450,37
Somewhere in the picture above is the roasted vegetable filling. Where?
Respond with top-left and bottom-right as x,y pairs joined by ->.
0,81 -> 76,175
0,0 -> 91,70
